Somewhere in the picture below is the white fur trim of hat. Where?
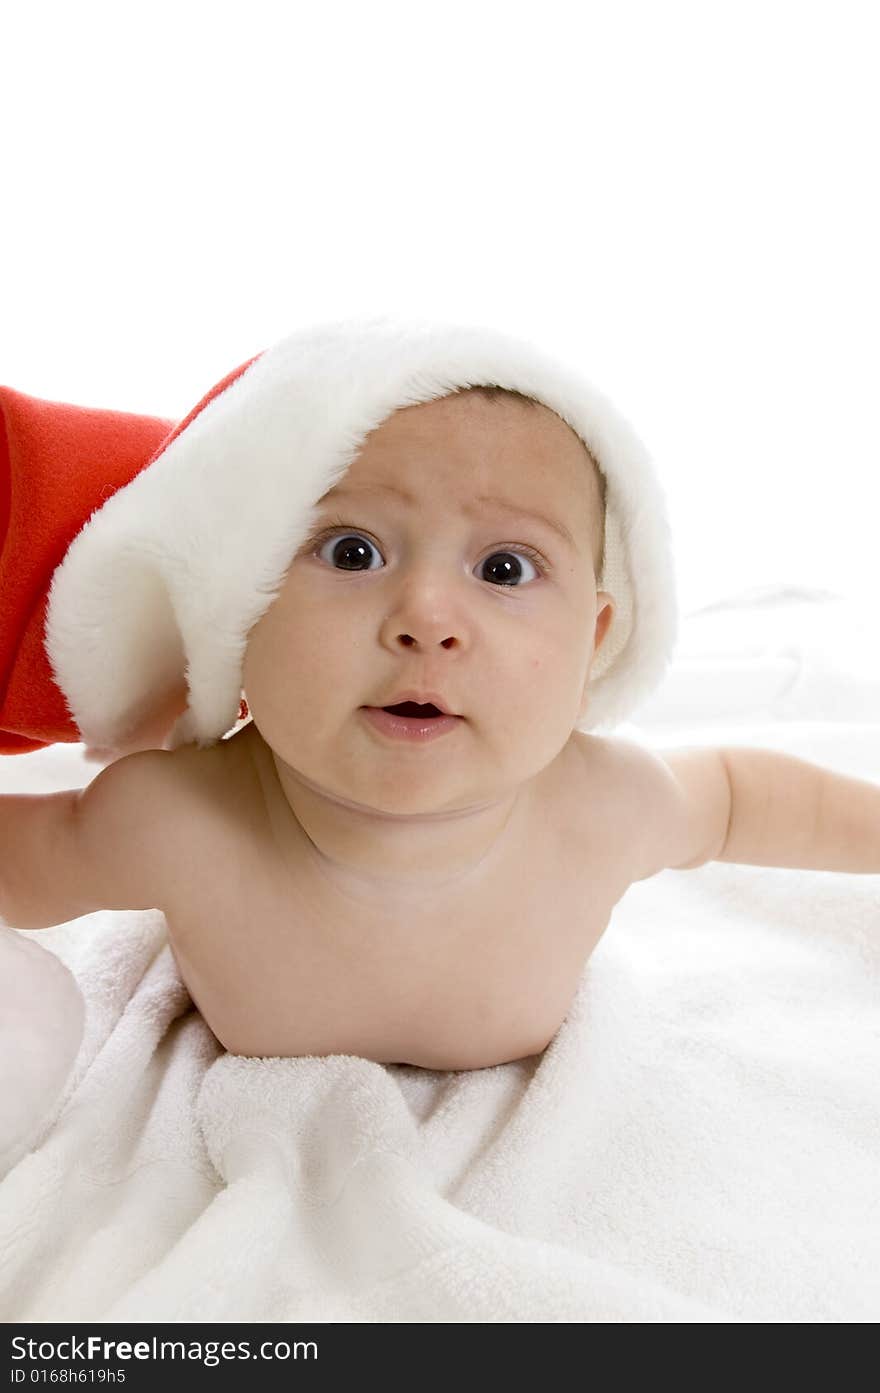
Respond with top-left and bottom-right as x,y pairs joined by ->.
45,315 -> 678,755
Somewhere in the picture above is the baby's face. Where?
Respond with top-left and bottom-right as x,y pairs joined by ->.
242,391 -> 614,816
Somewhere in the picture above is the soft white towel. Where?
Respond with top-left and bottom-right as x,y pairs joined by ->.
1,588 -> 878,1322
0,928 -> 84,1175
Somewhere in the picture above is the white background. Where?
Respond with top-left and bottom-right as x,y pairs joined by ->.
1,0 -> 877,615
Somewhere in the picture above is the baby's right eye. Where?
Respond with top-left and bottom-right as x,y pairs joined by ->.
315,530 -> 384,572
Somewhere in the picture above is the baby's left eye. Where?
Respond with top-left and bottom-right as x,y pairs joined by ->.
478,550 -> 541,586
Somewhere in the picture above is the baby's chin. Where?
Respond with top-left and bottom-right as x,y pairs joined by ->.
273,749 -> 505,822
309,773 -> 487,822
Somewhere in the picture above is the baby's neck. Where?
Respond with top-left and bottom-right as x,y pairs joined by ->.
269,752 -> 524,897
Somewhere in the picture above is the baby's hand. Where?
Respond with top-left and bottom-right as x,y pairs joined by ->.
108,683 -> 192,758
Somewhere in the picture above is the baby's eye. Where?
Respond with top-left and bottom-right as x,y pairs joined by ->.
316,532 -> 384,573
314,530 -> 544,587
478,550 -> 541,587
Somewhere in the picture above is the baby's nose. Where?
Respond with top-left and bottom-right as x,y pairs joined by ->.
381,560 -> 470,650
397,632 -> 458,649
383,600 -> 463,650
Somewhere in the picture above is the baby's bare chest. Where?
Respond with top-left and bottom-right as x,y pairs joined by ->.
163,739 -> 633,1068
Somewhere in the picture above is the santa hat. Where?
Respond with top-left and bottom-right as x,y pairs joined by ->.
0,316 -> 678,759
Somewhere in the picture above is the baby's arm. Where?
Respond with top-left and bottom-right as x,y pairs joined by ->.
0,751 -> 174,929
607,738 -> 880,879
715,745 -> 880,873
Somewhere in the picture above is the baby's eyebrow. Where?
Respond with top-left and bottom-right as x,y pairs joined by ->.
321,482 -> 578,552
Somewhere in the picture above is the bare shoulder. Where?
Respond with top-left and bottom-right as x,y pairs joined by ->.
566,731 -> 731,881
74,728 -> 258,914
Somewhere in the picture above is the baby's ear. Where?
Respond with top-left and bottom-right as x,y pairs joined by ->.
594,592 -> 615,652
576,597 -> 616,723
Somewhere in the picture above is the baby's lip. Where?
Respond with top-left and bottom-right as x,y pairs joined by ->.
370,690 -> 460,717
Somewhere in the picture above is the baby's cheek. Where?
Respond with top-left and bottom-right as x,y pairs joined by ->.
241,621 -> 275,700
241,631 -> 319,748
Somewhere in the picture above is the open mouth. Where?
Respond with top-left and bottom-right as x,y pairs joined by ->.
383,701 -> 444,718
362,701 -> 460,742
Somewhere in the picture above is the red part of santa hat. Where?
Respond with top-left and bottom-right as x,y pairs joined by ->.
0,387 -> 173,752
2,317 -> 678,760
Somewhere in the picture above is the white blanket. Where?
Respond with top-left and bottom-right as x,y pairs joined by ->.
2,586 -> 879,1322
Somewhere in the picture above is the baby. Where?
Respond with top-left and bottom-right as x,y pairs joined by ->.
2,338 -> 877,1072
